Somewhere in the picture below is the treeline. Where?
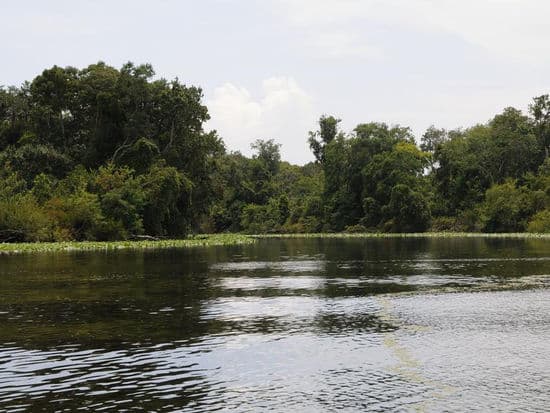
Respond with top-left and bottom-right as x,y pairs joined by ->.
306,109 -> 550,233
1,62 -> 549,241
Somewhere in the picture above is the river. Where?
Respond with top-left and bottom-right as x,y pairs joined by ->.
0,237 -> 549,411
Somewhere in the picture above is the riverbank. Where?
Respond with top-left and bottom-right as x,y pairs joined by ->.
1,232 -> 550,254
253,232 -> 550,239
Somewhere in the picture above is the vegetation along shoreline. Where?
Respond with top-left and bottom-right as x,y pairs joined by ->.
2,62 -> 550,241
1,232 -> 550,255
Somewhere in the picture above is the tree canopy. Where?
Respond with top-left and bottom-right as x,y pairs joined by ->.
1,62 -> 550,241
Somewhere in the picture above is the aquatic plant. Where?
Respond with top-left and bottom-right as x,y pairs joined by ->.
0,234 -> 255,254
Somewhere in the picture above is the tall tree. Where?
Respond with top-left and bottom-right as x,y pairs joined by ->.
308,115 -> 341,163
530,94 -> 550,158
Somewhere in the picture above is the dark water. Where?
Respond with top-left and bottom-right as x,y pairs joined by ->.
0,237 -> 549,412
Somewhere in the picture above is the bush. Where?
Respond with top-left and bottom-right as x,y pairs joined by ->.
241,200 -> 282,234
282,216 -> 322,233
429,214 -> 481,232
0,194 -> 50,242
45,192 -> 104,241
344,224 -> 368,233
527,209 -> 550,233
141,162 -> 189,236
94,164 -> 145,238
480,180 -> 541,232
383,184 -> 431,232
429,216 -> 458,232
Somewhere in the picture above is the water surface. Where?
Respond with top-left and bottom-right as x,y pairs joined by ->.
1,237 -> 549,411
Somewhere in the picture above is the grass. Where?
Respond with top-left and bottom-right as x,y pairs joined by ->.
0,234 -> 255,254
2,232 -> 549,254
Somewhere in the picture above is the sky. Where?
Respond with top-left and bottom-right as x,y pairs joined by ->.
2,0 -> 549,164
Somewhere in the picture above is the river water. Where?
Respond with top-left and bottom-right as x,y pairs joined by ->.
0,237 -> 549,412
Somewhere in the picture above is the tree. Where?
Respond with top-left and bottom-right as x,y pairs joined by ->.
308,115 -> 341,163
93,164 -> 146,239
420,125 -> 448,152
384,184 -> 431,232
1,144 -> 72,183
3,62 -> 550,239
141,161 -> 190,236
433,108 -> 540,215
489,107 -> 539,179
30,65 -> 79,150
362,141 -> 431,230
480,180 -> 544,232
529,94 -> 550,158
0,86 -> 32,150
251,139 -> 281,176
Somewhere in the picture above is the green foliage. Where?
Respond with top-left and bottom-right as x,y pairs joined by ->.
0,170 -> 49,242
429,216 -> 460,232
480,180 -> 544,232
1,144 -> 72,183
344,224 -> 368,233
117,137 -> 160,174
0,62 -> 222,241
31,173 -> 56,204
383,184 -> 431,232
307,117 -> 431,232
434,108 -> 542,214
527,209 -> 550,233
420,125 -> 448,152
241,197 -> 286,233
1,63 -> 550,240
0,193 -> 49,242
308,115 -> 341,163
93,164 -> 146,239
529,95 -> 550,158
141,161 -> 189,236
0,234 -> 255,254
362,141 -> 431,231
45,192 -> 104,241
251,139 -> 281,176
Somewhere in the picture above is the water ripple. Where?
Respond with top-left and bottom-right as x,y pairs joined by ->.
1,238 -> 549,411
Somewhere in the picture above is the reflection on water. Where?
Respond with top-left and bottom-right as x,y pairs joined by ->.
0,237 -> 549,411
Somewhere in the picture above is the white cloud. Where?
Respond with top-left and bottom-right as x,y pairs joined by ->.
207,84 -> 262,135
206,77 -> 316,164
304,30 -> 384,59
274,0 -> 550,62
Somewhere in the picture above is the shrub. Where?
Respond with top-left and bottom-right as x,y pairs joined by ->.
383,184 -> 431,232
94,164 -> 145,238
344,224 -> 368,233
480,180 -> 541,232
429,216 -> 458,232
45,192 -> 104,241
0,194 -> 50,242
241,200 -> 283,234
527,209 -> 550,233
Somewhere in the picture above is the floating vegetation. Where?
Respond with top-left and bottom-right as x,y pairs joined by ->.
0,234 -> 255,254
2,232 -> 550,255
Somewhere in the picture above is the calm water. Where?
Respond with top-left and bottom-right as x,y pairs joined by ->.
0,237 -> 549,412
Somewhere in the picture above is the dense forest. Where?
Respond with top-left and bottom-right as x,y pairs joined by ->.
1,62 -> 550,242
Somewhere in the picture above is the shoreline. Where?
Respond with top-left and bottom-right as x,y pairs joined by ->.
1,232 -> 550,254
252,232 -> 550,239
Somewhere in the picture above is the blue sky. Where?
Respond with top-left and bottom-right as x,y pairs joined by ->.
2,0 -> 549,164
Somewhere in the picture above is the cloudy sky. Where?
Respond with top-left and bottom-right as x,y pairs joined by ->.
2,0 -> 549,164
